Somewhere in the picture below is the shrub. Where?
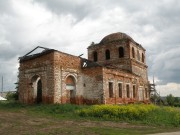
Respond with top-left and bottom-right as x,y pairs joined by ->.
6,91 -> 18,101
166,94 -> 175,106
77,104 -> 180,126
78,104 -> 157,120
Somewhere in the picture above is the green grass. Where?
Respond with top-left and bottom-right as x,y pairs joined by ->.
0,101 -> 180,127
88,127 -> 164,135
0,101 -> 180,135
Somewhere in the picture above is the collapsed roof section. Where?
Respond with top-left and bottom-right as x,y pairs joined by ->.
19,46 -> 140,75
19,46 -> 56,62
81,58 -> 102,68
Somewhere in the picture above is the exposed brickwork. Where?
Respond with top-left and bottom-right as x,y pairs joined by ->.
19,32 -> 150,105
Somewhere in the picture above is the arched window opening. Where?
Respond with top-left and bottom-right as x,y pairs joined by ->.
126,84 -> 130,98
118,83 -> 122,98
65,75 -> 76,104
137,50 -> 140,61
65,76 -> 76,90
132,47 -> 135,58
105,49 -> 110,60
109,82 -> 113,98
119,47 -> 124,58
93,51 -> 98,62
142,53 -> 144,63
37,80 -> 42,104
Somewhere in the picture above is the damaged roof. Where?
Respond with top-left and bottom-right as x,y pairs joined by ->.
81,58 -> 102,68
19,46 -> 56,62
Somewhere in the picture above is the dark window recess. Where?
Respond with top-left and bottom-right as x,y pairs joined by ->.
142,53 -> 144,63
93,51 -> 98,62
118,83 -> 122,98
126,84 -> 130,98
119,47 -> 124,58
145,88 -> 148,98
37,80 -> 42,104
109,82 -> 113,98
133,85 -> 136,98
132,47 -> 135,58
105,49 -> 110,60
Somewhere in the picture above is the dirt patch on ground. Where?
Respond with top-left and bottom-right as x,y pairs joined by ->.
0,110 -> 178,135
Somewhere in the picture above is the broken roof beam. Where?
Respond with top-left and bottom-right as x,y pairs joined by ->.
23,46 -> 50,57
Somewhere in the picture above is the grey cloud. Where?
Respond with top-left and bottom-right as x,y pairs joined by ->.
149,47 -> 180,84
0,0 -> 180,92
0,0 -> 13,15
34,0 -> 97,21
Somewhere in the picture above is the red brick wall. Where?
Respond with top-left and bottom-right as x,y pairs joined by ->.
82,66 -> 103,104
102,68 -> 149,104
88,41 -> 131,71
19,52 -> 55,104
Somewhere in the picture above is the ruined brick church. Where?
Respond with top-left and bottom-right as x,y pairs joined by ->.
19,32 -> 149,104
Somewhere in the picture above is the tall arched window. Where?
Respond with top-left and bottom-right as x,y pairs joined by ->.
93,51 -> 98,62
65,75 -> 76,104
109,82 -> 113,98
118,83 -> 122,98
133,85 -> 136,98
132,47 -> 135,58
126,84 -> 130,98
142,53 -> 144,63
119,47 -> 124,58
105,49 -> 110,60
137,50 -> 140,61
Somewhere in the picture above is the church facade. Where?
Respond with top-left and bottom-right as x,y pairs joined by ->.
18,32 -> 149,104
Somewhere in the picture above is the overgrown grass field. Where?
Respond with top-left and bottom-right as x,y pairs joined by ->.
0,101 -> 180,135
78,104 -> 180,126
0,101 -> 180,126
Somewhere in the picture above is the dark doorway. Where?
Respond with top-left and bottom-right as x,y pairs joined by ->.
70,90 -> 76,103
37,79 -> 42,103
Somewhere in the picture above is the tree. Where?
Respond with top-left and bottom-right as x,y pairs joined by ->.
166,94 -> 175,106
174,97 -> 180,107
174,97 -> 179,103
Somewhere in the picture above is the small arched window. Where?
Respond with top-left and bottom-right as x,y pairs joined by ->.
93,51 -> 98,62
137,50 -> 140,61
132,47 -> 135,58
119,47 -> 124,58
105,49 -> 110,60
142,53 -> 144,63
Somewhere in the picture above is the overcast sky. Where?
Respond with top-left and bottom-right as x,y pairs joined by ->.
0,0 -> 180,96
